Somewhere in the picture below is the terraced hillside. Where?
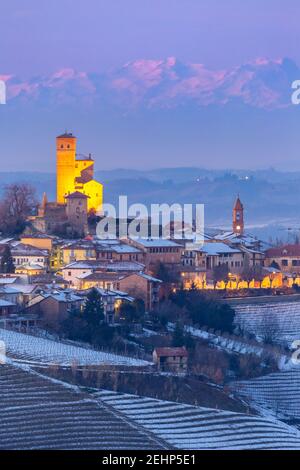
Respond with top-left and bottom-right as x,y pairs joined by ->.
234,301 -> 300,346
95,390 -> 300,450
232,367 -> 300,421
0,364 -> 166,450
0,328 -> 149,367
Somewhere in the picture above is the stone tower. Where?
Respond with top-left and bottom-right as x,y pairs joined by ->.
56,132 -> 76,204
232,196 -> 244,235
65,191 -> 89,237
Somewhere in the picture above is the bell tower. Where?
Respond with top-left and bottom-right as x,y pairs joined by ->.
233,196 -> 244,235
56,132 -> 76,204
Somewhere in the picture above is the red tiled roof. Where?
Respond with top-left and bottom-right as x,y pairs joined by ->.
266,244 -> 300,258
154,347 -> 188,358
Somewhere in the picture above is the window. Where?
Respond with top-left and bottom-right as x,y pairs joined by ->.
282,259 -> 288,266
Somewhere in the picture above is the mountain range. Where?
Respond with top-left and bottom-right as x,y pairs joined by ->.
1,57 -> 298,109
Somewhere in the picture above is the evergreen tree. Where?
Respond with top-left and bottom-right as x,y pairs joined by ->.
172,322 -> 185,347
0,246 -> 15,273
83,288 -> 105,328
119,299 -> 145,323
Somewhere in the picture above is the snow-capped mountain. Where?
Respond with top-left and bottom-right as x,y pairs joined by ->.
2,57 -> 298,109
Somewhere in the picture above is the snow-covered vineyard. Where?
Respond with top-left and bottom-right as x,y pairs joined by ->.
232,367 -> 300,421
95,390 -> 300,450
234,301 -> 300,346
2,340 -> 300,449
0,328 -> 150,367
0,364 -> 166,450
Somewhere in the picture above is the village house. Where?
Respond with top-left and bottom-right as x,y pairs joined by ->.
76,272 -> 124,291
126,238 -> 182,272
11,243 -> 49,268
0,298 -> 17,317
61,240 -> 97,265
20,233 -> 54,252
76,287 -> 134,324
265,245 -> 300,274
0,286 -> 23,306
26,291 -> 84,331
71,269 -> 161,311
62,260 -> 145,287
95,239 -> 144,263
153,347 -> 188,374
15,263 -> 47,276
201,242 -> 244,273
118,272 -> 162,311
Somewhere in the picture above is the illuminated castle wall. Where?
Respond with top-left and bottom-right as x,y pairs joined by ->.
56,132 -> 103,213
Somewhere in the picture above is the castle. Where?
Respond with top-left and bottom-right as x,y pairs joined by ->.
56,132 -> 103,213
32,133 -> 103,237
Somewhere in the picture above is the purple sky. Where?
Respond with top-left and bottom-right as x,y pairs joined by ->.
1,1 -> 300,172
1,0 -> 299,76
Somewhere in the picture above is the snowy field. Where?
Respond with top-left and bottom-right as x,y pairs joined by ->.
0,329 -> 150,367
234,301 -> 300,346
232,367 -> 300,421
95,390 -> 300,449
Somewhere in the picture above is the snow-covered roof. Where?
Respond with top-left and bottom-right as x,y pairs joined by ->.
42,292 -> 83,303
132,272 -> 162,283
0,238 -> 15,245
0,277 -> 18,285
0,298 -> 15,307
11,284 -> 40,294
131,238 -> 180,248
0,286 -> 22,295
262,266 -> 282,274
64,260 -> 145,272
214,231 -> 260,246
16,263 -> 45,271
77,272 -> 123,281
201,242 -> 242,256
11,243 -> 48,256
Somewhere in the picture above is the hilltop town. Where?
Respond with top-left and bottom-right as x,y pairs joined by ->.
2,133 -> 300,450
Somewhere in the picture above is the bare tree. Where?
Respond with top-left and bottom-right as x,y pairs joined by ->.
259,313 -> 281,345
213,263 -> 229,289
0,183 -> 37,235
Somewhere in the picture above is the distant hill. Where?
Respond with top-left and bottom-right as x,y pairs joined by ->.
1,168 -> 300,241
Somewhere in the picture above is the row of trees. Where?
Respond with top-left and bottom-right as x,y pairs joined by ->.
213,261 -> 265,288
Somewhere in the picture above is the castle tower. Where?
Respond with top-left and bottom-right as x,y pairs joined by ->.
56,132 -> 76,204
65,191 -> 89,237
232,196 -> 244,235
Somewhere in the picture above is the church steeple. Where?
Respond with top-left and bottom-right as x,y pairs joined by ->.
38,192 -> 48,218
232,195 -> 244,235
42,192 -> 48,208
